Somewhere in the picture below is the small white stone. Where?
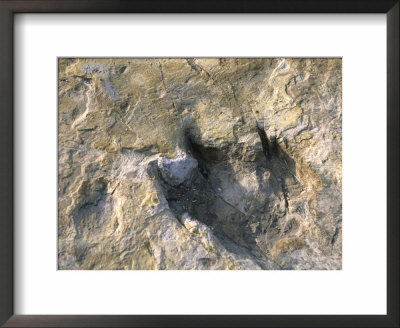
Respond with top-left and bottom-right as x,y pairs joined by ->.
157,154 -> 198,186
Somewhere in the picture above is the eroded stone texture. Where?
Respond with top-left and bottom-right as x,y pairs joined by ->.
58,58 -> 342,270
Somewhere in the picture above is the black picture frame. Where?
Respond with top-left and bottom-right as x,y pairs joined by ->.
0,1 -> 398,327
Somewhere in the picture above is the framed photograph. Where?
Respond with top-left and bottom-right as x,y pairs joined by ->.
0,0 -> 398,327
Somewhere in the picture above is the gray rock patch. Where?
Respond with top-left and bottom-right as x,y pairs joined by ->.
157,154 -> 198,187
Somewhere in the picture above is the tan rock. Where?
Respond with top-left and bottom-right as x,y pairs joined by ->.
58,58 -> 342,270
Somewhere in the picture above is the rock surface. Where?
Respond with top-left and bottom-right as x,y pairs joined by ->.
58,58 -> 342,270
